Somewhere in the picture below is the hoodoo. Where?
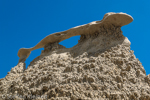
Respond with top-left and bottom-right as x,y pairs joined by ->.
1,12 -> 150,100
18,12 -> 133,62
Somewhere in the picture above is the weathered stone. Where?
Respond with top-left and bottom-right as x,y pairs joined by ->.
0,12 -> 150,100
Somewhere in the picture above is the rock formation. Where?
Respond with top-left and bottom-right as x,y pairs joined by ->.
0,12 -> 150,100
17,12 -> 133,62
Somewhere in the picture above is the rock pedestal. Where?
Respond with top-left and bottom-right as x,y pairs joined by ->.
0,12 -> 150,100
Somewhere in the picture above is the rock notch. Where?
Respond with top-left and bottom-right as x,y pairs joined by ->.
1,12 -> 150,100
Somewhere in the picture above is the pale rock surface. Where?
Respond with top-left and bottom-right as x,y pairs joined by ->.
0,12 -> 150,100
17,12 -> 133,62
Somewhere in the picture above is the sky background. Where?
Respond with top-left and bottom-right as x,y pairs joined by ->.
0,0 -> 150,78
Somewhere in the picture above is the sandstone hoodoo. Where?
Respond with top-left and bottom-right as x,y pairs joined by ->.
17,12 -> 133,62
0,12 -> 150,100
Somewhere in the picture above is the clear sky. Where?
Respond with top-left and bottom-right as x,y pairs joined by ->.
0,0 -> 150,78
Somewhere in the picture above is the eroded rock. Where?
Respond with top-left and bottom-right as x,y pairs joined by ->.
1,12 -> 150,100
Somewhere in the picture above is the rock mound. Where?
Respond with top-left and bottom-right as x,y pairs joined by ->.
0,12 -> 150,100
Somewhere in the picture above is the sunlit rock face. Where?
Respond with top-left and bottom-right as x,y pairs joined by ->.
17,12 -> 133,62
1,12 -> 150,100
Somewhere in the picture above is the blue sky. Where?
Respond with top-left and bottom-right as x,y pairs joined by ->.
0,0 -> 150,78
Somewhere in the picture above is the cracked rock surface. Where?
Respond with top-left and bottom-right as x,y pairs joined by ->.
0,13 -> 150,100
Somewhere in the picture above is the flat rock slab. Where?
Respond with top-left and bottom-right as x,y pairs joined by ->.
17,12 -> 133,62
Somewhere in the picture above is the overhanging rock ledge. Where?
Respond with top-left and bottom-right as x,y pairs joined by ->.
1,12 -> 150,100
17,12 -> 133,63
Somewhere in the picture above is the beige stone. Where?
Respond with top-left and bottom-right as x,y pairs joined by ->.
17,12 -> 133,62
1,12 -> 150,100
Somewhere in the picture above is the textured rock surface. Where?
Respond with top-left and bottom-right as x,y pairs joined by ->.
17,12 -> 133,62
0,12 -> 150,100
